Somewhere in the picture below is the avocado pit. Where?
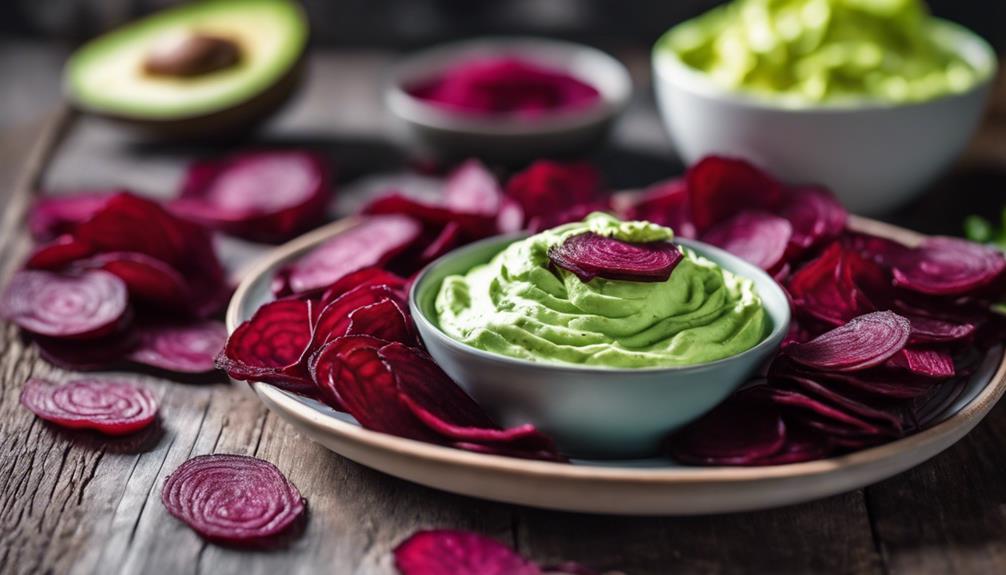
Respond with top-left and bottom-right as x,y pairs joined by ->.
144,31 -> 241,77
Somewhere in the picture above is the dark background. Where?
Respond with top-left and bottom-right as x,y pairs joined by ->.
3,0 -> 1004,50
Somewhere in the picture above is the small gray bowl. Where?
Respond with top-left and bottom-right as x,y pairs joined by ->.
385,37 -> 632,162
410,235 -> 791,458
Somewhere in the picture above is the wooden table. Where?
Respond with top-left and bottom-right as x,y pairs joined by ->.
2,47 -> 1006,575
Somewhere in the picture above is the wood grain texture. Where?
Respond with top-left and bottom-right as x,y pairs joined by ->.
0,46 -> 1003,575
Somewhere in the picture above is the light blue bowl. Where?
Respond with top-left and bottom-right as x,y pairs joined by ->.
410,235 -> 791,458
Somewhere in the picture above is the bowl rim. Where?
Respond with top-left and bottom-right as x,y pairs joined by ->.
651,17 -> 998,114
384,36 -> 633,135
408,232 -> 791,375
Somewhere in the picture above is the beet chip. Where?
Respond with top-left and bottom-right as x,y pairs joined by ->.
1,269 -> 128,340
442,159 -> 503,218
887,348 -> 956,378
777,186 -> 847,255
29,190 -> 118,241
891,237 -> 1006,296
25,235 -> 95,270
420,222 -> 464,264
667,389 -> 787,465
318,267 -> 408,308
20,377 -> 157,435
161,454 -> 305,547
75,193 -> 193,271
701,211 -> 792,271
128,321 -> 227,374
312,284 -> 406,350
504,161 -> 608,231
906,315 -> 975,344
393,530 -> 541,575
686,156 -> 783,232
620,178 -> 696,239
277,215 -> 422,296
35,331 -> 137,372
785,311 -> 911,372
787,243 -> 891,326
346,299 -> 417,346
548,232 -> 683,283
77,252 -> 192,312
308,334 -> 388,411
171,150 -> 331,243
217,299 -> 315,395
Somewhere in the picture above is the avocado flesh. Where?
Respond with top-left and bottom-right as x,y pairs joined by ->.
65,0 -> 307,122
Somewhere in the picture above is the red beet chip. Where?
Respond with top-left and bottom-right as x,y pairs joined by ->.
443,159 -> 502,217
379,343 -> 562,459
128,321 -> 227,374
762,387 -> 894,439
278,215 -> 422,296
1,269 -> 128,340
813,369 -> 935,400
785,311 -> 912,372
701,211 -> 792,271
505,161 -> 606,230
686,156 -> 783,233
20,377 -> 157,435
907,315 -> 975,344
787,243 -> 891,326
346,298 -> 417,346
161,454 -> 305,547
548,232 -> 683,283
29,190 -> 118,241
393,529 -> 541,575
317,339 -> 440,441
772,374 -> 904,435
891,237 -> 1006,296
77,251 -> 192,312
620,178 -> 696,239
318,267 -> 408,308
420,222 -> 464,265
74,193 -> 192,271
778,186 -> 847,255
308,334 -> 387,411
887,348 -> 955,378
751,426 -> 832,465
25,235 -> 95,270
667,389 -> 788,466
312,284 -> 405,351
217,299 -> 315,395
171,151 -> 331,243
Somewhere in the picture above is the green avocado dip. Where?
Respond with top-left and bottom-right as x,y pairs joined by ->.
434,213 -> 768,368
658,0 -> 986,104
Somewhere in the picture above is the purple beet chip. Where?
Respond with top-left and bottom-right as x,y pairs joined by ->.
548,232 -> 683,283
785,311 -> 912,372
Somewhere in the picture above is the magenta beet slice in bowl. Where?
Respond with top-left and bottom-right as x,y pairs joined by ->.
548,232 -> 682,283
785,311 -> 912,372
128,320 -> 228,374
1,269 -> 129,340
700,211 -> 792,271
277,215 -> 422,296
20,377 -> 158,435
171,151 -> 331,243
394,529 -> 541,575
161,454 -> 305,547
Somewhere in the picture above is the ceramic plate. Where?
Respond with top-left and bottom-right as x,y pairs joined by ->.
227,216 -> 1006,515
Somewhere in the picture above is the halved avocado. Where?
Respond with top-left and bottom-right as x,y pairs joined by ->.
65,0 -> 308,139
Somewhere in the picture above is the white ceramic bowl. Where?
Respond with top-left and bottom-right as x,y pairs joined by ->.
652,19 -> 997,215
385,37 -> 632,162
410,235 -> 791,459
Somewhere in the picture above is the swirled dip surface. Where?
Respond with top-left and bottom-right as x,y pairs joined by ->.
434,213 -> 768,368
659,0 -> 988,105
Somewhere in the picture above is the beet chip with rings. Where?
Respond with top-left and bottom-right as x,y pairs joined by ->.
128,320 -> 228,374
700,211 -> 792,272
170,150 -> 331,243
161,454 -> 305,547
216,299 -> 315,395
1,269 -> 129,340
890,236 -> 1006,296
777,186 -> 847,255
20,377 -> 158,435
785,311 -> 912,372
686,156 -> 783,232
548,232 -> 683,283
